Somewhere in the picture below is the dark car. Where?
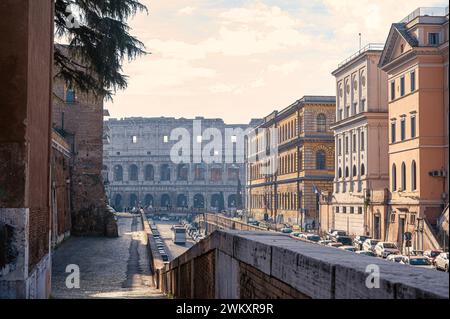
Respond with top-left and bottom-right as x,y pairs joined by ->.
353,235 -> 371,250
335,235 -> 353,246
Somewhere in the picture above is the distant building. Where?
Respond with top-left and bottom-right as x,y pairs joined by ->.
378,6 -> 449,251
320,44 -> 390,237
246,96 -> 336,228
103,117 -> 260,213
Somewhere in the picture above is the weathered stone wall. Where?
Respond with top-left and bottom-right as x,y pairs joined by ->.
151,229 -> 449,299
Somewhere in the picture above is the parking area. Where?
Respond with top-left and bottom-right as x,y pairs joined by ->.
152,221 -> 196,261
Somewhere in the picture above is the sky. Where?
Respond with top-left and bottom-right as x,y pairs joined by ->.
105,0 -> 447,124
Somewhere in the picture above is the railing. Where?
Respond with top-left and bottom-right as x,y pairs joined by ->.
338,43 -> 385,68
400,7 -> 449,23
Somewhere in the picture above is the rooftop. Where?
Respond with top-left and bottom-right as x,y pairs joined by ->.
337,43 -> 385,70
400,6 -> 449,24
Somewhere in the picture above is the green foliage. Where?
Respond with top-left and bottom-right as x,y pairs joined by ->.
54,0 -> 148,100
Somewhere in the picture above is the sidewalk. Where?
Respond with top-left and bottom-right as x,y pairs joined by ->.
51,214 -> 164,299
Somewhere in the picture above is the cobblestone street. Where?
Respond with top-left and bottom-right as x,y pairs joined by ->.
51,215 -> 163,299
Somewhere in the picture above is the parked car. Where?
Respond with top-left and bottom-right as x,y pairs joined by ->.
290,232 -> 303,238
353,235 -> 371,250
303,234 -> 321,242
160,216 -> 170,221
328,242 -> 343,248
374,242 -> 400,258
334,235 -> 353,246
280,226 -> 293,234
404,256 -> 434,269
355,250 -> 377,257
387,254 -> 408,263
362,239 -> 380,252
326,229 -> 346,240
423,250 -> 443,264
339,246 -> 356,252
319,240 -> 333,246
434,252 -> 449,272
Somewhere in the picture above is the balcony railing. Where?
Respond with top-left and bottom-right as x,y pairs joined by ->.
400,7 -> 449,24
337,43 -> 385,68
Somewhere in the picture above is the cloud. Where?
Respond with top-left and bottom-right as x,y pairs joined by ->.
177,6 -> 195,16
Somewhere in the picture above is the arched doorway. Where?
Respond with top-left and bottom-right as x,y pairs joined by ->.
144,194 -> 154,207
228,194 -> 237,208
129,194 -> 138,208
129,164 -> 139,181
161,194 -> 171,208
145,164 -> 154,181
160,164 -> 171,181
193,194 -> 204,209
177,164 -> 188,181
114,194 -> 123,211
211,193 -> 222,209
177,194 -> 188,208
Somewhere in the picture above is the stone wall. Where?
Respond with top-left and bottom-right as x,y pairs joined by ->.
150,227 -> 449,299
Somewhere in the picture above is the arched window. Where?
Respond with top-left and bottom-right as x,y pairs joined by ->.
345,167 -> 349,178
160,164 -> 171,181
177,164 -> 188,181
210,167 -> 222,182
193,194 -> 205,209
317,114 -> 326,132
392,164 -> 397,191
129,164 -> 138,181
227,167 -> 239,181
114,165 -> 123,181
401,162 -> 406,191
144,165 -> 154,181
316,150 -> 326,170
352,165 -> 357,177
338,168 -> 342,178
361,164 -> 365,176
411,160 -> 417,191
194,163 -> 206,180
176,194 -> 188,208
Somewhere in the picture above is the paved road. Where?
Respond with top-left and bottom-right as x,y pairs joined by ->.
51,215 -> 163,299
154,221 -> 195,261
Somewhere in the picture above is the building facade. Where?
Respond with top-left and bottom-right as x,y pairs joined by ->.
247,96 -> 336,228
378,7 -> 449,251
52,68 -> 117,237
320,44 -> 390,237
104,117 -> 259,213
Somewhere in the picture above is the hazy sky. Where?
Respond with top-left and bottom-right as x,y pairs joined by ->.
105,0 -> 447,123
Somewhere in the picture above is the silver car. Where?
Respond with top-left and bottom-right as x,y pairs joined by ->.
435,252 -> 449,272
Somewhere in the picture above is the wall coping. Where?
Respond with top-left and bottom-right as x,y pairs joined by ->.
163,229 -> 449,299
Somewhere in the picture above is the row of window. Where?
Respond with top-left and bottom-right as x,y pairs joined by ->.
334,206 -> 364,214
391,161 -> 417,192
337,98 -> 366,121
390,70 -> 416,101
338,131 -> 365,156
337,164 -> 366,179
110,164 -> 240,182
249,193 -> 300,211
250,150 -> 328,179
391,114 -> 416,143
113,193 -> 239,209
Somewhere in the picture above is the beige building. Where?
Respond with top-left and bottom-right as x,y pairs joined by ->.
247,96 -> 335,229
378,7 -> 449,251
320,44 -> 390,237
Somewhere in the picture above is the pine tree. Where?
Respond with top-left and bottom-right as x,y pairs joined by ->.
54,0 -> 148,99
